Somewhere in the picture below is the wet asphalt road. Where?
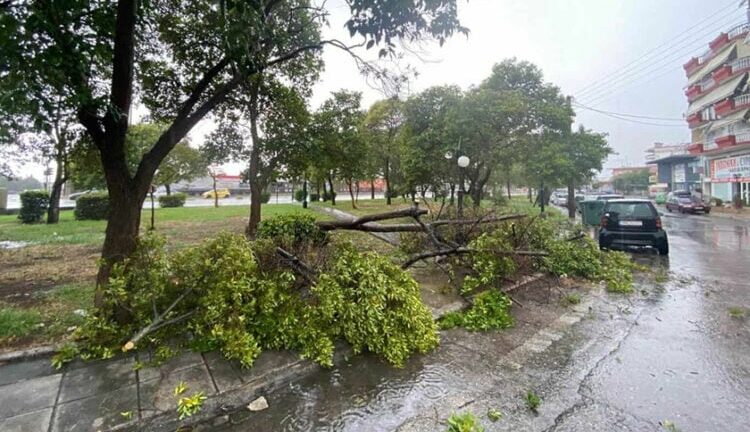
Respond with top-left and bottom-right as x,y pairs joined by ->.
214,213 -> 750,432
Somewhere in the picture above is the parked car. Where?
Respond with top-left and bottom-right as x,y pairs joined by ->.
552,191 -> 568,206
665,191 -> 710,214
599,199 -> 669,255
577,193 -> 624,213
202,188 -> 231,199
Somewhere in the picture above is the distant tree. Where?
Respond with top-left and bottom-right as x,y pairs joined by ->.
612,169 -> 651,193
401,86 -> 463,200
311,91 -> 367,209
560,125 -> 612,217
0,176 -> 43,193
362,98 -> 404,205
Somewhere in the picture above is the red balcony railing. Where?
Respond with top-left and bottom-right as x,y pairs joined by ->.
687,112 -> 703,127
686,85 -> 701,100
687,143 -> 704,154
715,135 -> 736,148
709,33 -> 730,52
713,64 -> 733,83
715,98 -> 734,116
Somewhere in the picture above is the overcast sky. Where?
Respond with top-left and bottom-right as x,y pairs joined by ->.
15,0 -> 750,181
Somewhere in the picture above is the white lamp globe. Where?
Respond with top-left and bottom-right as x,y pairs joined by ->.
457,155 -> 470,168
444,151 -> 453,160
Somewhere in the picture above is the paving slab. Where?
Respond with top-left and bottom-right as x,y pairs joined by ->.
139,363 -> 217,416
138,351 -> 204,382
52,384 -> 139,432
59,356 -> 135,403
0,408 -> 54,432
0,373 -> 61,418
0,357 -> 56,386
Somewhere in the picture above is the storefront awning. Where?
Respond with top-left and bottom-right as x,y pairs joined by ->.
706,108 -> 750,134
687,45 -> 737,87
687,72 -> 747,116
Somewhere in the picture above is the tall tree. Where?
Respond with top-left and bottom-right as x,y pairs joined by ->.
362,97 -> 403,205
455,59 -> 571,206
205,77 -> 312,235
562,125 -> 612,217
2,0 -> 466,311
311,90 -> 366,209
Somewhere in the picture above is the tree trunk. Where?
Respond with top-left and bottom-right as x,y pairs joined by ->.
316,181 -> 321,198
528,187 -> 532,203
385,157 -> 391,205
95,183 -> 147,312
370,179 -> 375,200
212,176 -> 218,208
302,178 -> 308,209
567,181 -> 576,219
47,167 -> 65,224
328,175 -> 336,206
539,181 -> 546,213
245,78 -> 264,237
165,184 -> 171,195
246,181 -> 262,237
506,179 -> 512,200
347,179 -> 357,209
449,183 -> 455,205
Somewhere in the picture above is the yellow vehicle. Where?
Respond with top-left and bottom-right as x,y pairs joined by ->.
202,188 -> 231,199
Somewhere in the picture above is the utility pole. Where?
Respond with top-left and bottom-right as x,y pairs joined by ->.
566,95 -> 576,219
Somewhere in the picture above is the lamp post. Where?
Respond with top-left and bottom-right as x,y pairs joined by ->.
445,143 -> 470,218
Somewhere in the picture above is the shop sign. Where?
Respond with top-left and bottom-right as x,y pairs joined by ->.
711,154 -> 750,182
673,165 -> 686,183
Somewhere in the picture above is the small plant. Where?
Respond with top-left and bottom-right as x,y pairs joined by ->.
158,192 -> 187,208
174,381 -> 188,396
177,392 -> 207,419
18,190 -> 49,224
120,411 -> 134,420
525,390 -> 541,412
446,412 -> 484,432
154,345 -> 178,365
294,189 -> 307,202
661,419 -> 680,431
74,192 -> 109,220
653,267 -> 670,284
728,306 -> 746,319
487,408 -> 502,422
563,293 -> 581,305
439,290 -> 513,331
51,343 -> 79,369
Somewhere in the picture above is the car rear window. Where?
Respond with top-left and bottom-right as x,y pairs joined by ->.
605,202 -> 655,219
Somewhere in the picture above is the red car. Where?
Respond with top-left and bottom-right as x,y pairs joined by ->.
665,191 -> 711,214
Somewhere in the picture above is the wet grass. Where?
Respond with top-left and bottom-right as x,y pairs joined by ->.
0,283 -> 94,350
728,306 -> 747,319
563,292 -> 582,305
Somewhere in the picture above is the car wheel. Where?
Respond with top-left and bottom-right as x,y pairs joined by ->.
666,206 -> 672,212
657,242 -> 669,255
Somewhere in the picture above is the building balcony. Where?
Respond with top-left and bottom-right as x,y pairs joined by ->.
715,98 -> 735,116
687,143 -> 704,154
715,135 -> 736,149
686,85 -> 701,99
684,57 -> 701,76
712,64 -> 733,83
709,33 -> 730,52
687,112 -> 703,127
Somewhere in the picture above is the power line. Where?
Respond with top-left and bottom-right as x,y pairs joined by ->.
573,104 -> 687,128
578,19 -> 746,106
572,101 -> 684,121
575,0 -> 740,98
577,4 -> 741,96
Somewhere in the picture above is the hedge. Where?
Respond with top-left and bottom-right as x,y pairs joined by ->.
260,191 -> 271,203
158,193 -> 187,208
75,192 -> 110,220
18,190 -> 49,224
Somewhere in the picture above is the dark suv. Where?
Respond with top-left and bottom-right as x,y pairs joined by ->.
598,199 -> 669,255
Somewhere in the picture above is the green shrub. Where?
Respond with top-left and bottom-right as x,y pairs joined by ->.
18,190 -> 49,224
439,290 -> 513,331
711,197 -> 723,207
74,192 -> 109,220
256,213 -> 327,248
59,233 -> 438,369
158,193 -> 187,208
462,231 -> 517,295
260,191 -> 272,203
294,189 -> 307,202
309,193 -> 320,202
313,244 -> 439,367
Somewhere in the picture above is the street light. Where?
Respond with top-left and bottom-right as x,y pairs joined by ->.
445,144 -> 470,217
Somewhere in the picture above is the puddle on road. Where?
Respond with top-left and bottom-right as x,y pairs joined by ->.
221,341 -> 494,432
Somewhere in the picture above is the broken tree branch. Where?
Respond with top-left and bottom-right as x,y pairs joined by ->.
276,247 -> 317,285
402,248 -> 548,269
316,204 -> 428,231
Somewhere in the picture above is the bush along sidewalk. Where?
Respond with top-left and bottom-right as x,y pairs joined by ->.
18,190 -> 49,223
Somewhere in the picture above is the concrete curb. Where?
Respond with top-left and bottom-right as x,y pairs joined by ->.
0,343 -> 63,363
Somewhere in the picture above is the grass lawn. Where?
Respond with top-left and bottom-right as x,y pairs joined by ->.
0,203 -> 318,352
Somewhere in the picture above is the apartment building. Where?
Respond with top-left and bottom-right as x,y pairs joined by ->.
684,22 -> 750,203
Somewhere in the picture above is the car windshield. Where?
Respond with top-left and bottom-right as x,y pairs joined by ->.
678,197 -> 693,203
606,202 -> 654,219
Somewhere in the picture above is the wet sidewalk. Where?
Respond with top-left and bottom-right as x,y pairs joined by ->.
0,346 -> 332,432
